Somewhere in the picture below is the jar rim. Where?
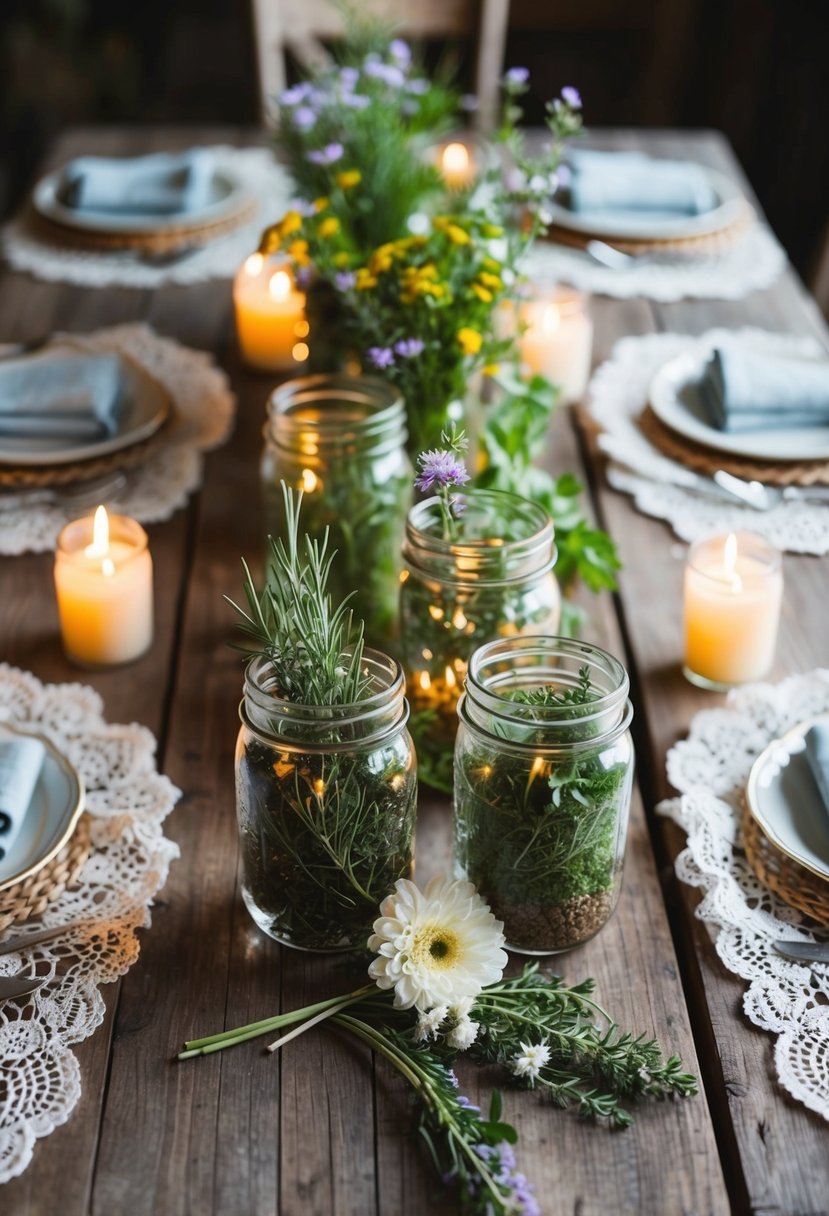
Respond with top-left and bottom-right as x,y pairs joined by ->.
407,489 -> 553,553
268,373 -> 405,444
243,648 -> 405,718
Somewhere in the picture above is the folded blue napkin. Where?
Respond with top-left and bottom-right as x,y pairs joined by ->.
0,736 -> 45,863
0,352 -> 123,441
805,724 -> 829,819
695,347 -> 829,433
565,149 -> 718,217
59,149 -> 215,215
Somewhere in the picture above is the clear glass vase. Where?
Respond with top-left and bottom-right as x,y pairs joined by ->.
453,636 -> 634,955
261,374 -> 413,646
235,651 -> 417,952
399,489 -> 561,792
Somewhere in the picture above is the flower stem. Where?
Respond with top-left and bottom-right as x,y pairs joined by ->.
266,992 -> 366,1053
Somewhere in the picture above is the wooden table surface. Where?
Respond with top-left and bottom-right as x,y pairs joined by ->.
2,126 -> 827,1216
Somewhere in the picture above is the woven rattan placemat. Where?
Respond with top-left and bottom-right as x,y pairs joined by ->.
0,813 -> 92,933
544,201 -> 753,255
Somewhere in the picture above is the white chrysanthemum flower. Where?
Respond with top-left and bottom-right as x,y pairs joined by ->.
414,1005 -> 449,1042
367,875 -> 507,1011
446,1018 -> 479,1051
511,1041 -> 551,1081
449,996 -> 475,1021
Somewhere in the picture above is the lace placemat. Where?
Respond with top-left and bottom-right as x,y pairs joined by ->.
2,147 -> 293,289
658,669 -> 829,1122
0,664 -> 181,1182
586,327 -> 829,555
524,222 -> 786,302
0,323 -> 236,555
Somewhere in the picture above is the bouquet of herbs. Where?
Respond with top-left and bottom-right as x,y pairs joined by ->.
179,875 -> 697,1214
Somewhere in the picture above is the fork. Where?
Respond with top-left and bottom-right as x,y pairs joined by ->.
0,972 -> 49,1001
713,470 -> 829,512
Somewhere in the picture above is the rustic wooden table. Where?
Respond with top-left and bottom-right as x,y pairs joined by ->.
2,127 -> 827,1216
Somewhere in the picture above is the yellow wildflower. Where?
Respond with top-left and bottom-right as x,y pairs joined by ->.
336,169 -> 362,189
333,251 -> 351,267
484,363 -> 501,376
318,216 -> 341,238
369,243 -> 395,274
446,224 -> 471,245
432,215 -> 450,231
287,239 -> 310,266
457,327 -> 483,356
478,271 -> 503,290
482,256 -> 502,272
471,284 -> 493,303
355,268 -> 378,290
420,282 -> 446,298
279,210 -> 303,237
313,197 -> 329,212
482,223 -> 504,238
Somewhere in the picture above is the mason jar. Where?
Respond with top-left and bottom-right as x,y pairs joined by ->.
399,488 -> 560,792
261,374 -> 413,645
454,636 -> 634,954
235,650 -> 417,952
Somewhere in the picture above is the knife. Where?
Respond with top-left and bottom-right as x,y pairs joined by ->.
0,918 -> 97,957
773,940 -> 829,965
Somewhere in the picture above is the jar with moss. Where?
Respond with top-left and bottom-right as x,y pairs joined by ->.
261,374 -> 412,646
399,488 -> 561,792
236,649 -> 417,952
454,636 -> 634,954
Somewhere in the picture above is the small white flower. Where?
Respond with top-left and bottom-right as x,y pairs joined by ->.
415,1005 -> 449,1042
446,1018 -> 479,1051
511,1041 -> 551,1081
449,996 -> 475,1021
367,875 -> 507,1011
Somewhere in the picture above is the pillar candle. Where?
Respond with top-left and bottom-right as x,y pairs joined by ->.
683,531 -> 783,690
54,507 -> 154,667
518,288 -> 594,404
233,254 -> 308,372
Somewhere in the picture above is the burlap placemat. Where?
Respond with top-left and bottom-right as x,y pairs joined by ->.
639,405 -> 829,486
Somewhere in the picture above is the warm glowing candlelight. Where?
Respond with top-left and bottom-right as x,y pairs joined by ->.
683,532 -> 783,690
54,507 -> 154,667
440,141 -> 475,189
517,287 -> 594,404
233,254 -> 308,371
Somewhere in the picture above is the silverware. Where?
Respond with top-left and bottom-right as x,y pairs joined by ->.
0,972 -> 49,1001
0,471 -> 127,513
0,917 -> 97,957
772,940 -> 829,965
585,239 -> 716,271
713,470 -> 829,512
609,460 -> 749,505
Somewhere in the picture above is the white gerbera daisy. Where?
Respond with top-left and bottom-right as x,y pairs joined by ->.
367,875 -> 507,1011
511,1041 -> 551,1081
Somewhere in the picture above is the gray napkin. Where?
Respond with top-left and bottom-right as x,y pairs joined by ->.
59,149 -> 215,215
0,737 -> 45,863
566,149 -> 718,217
805,724 -> 829,819
0,352 -> 123,441
696,347 -> 829,433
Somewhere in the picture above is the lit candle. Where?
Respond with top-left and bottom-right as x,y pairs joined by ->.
683,531 -> 783,690
439,141 -> 476,190
233,254 -> 308,371
518,288 -> 594,404
54,506 -> 154,667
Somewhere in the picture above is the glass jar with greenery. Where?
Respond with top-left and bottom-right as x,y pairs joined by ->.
232,487 -> 417,952
454,636 -> 634,954
261,374 -> 412,646
400,488 -> 561,792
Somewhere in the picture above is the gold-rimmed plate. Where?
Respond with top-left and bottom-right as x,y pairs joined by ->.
0,722 -> 85,891
746,715 -> 829,884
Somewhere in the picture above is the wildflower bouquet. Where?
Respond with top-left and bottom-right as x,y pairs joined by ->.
179,876 -> 697,1215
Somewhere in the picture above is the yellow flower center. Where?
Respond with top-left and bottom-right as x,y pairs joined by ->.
410,925 -> 461,970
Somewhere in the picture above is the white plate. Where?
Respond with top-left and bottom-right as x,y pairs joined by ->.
33,165 -> 249,236
549,165 -> 746,241
746,715 -> 829,882
0,350 -> 170,466
0,723 -> 85,891
649,349 -> 829,462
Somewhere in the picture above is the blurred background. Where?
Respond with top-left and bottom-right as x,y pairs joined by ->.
1,0 -> 827,296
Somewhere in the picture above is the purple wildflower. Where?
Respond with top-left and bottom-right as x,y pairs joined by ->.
473,1144 -> 495,1161
364,61 -> 405,88
306,142 -> 344,166
334,271 -> 356,292
446,1069 -> 459,1089
389,38 -> 412,67
393,338 -> 424,358
288,196 -> 316,217
339,66 -> 359,90
450,494 -> 467,518
416,449 -> 470,494
561,85 -> 582,108
504,66 -> 530,88
405,77 -> 430,95
294,265 -> 314,290
455,1094 -> 480,1112
342,92 -> 370,109
292,106 -> 317,131
367,346 -> 395,370
280,82 -> 311,106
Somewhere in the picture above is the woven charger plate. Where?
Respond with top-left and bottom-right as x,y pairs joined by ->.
0,812 -> 92,933
544,202 -> 753,255
639,405 -> 829,487
742,802 -> 829,929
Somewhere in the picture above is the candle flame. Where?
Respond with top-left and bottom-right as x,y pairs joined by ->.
244,253 -> 264,277
418,671 -> 432,691
542,305 -> 561,336
724,532 -> 743,593
442,142 -> 470,175
444,666 -> 457,689
300,468 -> 319,493
269,270 -> 292,301
84,505 -> 110,559
529,755 -> 546,782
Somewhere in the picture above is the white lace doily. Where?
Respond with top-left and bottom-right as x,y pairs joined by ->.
658,669 -> 829,1122
0,323 -> 236,555
587,327 -> 829,555
0,664 -> 181,1182
524,222 -> 786,301
2,147 -> 293,289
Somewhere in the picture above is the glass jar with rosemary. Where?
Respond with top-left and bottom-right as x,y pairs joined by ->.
400,488 -> 561,792
231,487 -> 417,952
261,374 -> 413,646
454,636 -> 634,954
